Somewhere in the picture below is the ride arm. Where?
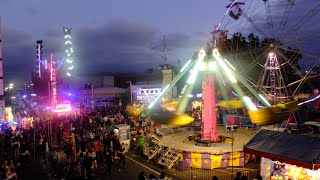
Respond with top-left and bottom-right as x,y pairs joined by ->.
212,49 -> 257,111
176,50 -> 206,114
212,49 -> 271,107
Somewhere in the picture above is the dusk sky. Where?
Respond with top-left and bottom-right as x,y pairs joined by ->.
0,0 -> 226,85
0,1 -> 319,86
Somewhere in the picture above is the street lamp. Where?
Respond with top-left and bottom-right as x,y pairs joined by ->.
226,125 -> 238,178
126,81 -> 133,104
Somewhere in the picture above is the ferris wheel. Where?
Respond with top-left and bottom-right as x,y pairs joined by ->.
212,0 -> 320,104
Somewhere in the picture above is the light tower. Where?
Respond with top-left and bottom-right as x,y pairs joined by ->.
35,40 -> 43,79
63,27 -> 74,77
0,17 -> 5,122
160,35 -> 177,102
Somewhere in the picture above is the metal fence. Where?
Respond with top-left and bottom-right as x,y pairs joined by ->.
188,168 -> 259,180
170,161 -> 260,180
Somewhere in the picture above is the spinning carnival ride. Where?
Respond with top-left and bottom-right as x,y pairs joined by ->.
126,48 -> 299,141
127,0 -> 320,141
214,0 -> 320,125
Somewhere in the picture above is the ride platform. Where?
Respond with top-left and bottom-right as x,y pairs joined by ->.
145,125 -> 257,169
158,125 -> 256,154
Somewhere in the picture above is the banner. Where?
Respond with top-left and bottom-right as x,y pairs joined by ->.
191,153 -> 202,168
183,152 -> 192,168
211,155 -> 222,169
185,151 -> 245,169
202,154 -> 211,169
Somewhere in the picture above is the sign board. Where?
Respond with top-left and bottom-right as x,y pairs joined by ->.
53,103 -> 72,113
45,114 -> 52,120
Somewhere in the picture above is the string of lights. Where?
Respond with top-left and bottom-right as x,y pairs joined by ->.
63,27 -> 74,77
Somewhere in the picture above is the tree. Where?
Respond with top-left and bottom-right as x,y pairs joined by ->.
208,31 -> 302,85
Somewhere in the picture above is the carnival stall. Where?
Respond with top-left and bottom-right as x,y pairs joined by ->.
244,129 -> 320,180
114,124 -> 131,152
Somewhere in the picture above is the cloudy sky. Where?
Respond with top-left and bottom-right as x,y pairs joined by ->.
0,0 -> 319,86
0,0 -> 227,85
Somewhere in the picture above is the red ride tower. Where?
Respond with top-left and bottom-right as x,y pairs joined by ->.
201,73 -> 219,141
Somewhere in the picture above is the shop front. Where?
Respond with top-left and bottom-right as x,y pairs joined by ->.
244,129 -> 320,180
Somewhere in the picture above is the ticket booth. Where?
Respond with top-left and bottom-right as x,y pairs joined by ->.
114,124 -> 131,152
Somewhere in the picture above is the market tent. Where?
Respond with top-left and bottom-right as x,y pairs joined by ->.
244,129 -> 320,170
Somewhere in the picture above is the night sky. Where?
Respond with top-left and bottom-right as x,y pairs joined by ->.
0,1 -> 319,86
0,0 -> 226,85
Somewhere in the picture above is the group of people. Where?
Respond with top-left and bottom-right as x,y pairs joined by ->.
0,124 -> 35,179
45,107 -> 130,179
138,171 -> 169,180
3,101 -> 164,179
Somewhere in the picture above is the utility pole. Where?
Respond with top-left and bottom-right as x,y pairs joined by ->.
91,84 -> 94,110
0,17 -> 5,122
48,82 -> 51,149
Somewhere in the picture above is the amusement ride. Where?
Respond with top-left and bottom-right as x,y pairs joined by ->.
126,0 -> 320,142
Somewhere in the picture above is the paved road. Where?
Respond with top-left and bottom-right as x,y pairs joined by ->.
93,156 -> 169,180
52,151 -> 175,180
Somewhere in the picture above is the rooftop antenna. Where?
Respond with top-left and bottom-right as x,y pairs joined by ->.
162,35 -> 168,64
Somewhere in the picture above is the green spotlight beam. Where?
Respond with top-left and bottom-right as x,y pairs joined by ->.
176,50 -> 206,115
212,51 -> 252,110
215,67 -> 232,109
213,52 -> 270,106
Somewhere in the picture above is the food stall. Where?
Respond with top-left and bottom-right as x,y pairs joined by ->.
244,129 -> 320,180
260,158 -> 320,180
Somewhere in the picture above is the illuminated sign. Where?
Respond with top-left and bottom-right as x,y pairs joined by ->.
53,103 -> 72,113
50,53 -> 58,106
136,88 -> 161,105
137,88 -> 161,96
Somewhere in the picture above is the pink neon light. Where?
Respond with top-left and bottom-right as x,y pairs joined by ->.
50,53 -> 53,81
53,103 -> 72,113
53,108 -> 71,113
38,44 -> 41,78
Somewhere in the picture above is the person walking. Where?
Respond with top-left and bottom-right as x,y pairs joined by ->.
50,149 -> 59,175
117,143 -> 126,171
83,152 -> 93,179
105,150 -> 112,176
